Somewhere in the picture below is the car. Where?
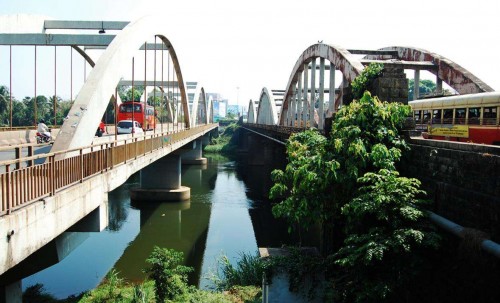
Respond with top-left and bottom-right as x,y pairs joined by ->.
117,120 -> 144,135
95,121 -> 105,137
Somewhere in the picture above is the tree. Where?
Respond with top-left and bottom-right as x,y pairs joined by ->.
408,79 -> 436,101
270,87 -> 440,301
0,85 -> 11,126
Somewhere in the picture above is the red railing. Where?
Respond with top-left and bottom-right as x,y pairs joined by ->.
0,124 -> 217,216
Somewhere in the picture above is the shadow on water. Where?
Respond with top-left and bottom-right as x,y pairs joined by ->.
14,150 -> 317,298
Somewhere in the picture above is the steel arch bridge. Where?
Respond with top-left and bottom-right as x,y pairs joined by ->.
0,14 -> 213,155
250,43 -> 494,131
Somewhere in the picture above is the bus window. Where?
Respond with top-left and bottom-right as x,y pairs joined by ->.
443,109 -> 453,124
414,110 -> 421,123
423,110 -> 431,123
483,107 -> 497,125
468,107 -> 480,125
432,109 -> 442,124
455,108 -> 466,124
120,103 -> 143,113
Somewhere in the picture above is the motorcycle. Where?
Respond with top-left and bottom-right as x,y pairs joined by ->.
36,132 -> 52,144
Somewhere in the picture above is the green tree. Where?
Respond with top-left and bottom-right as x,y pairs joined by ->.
270,88 -> 440,302
408,79 -> 436,101
0,85 -> 11,126
144,246 -> 193,302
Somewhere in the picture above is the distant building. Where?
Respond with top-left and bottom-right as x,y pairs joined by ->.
206,93 -> 227,122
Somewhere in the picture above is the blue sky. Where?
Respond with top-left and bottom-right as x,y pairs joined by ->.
2,0 -> 500,106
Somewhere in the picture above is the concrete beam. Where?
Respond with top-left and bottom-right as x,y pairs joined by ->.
44,20 -> 129,31
361,59 -> 438,71
0,33 -> 115,46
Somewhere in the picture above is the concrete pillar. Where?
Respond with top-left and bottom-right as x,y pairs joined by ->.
436,76 -> 443,95
310,58 -> 316,128
414,70 -> 420,100
297,71 -> 303,127
201,134 -> 210,146
68,197 -> 109,232
131,154 -> 190,202
302,63 -> 309,127
182,139 -> 207,165
328,63 -> 336,116
318,58 -> 325,130
0,281 -> 21,303
372,67 -> 409,103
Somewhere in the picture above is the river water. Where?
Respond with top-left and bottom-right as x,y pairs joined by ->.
21,154 -> 317,299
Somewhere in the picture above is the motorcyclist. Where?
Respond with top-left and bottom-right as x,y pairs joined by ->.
37,119 -> 51,140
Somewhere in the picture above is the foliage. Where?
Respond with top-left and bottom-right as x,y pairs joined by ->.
408,79 -> 436,101
23,283 -> 81,303
333,169 -> 440,302
351,63 -> 384,100
204,123 -> 239,155
214,252 -> 270,291
144,246 -> 193,302
270,129 -> 336,231
270,89 -> 440,302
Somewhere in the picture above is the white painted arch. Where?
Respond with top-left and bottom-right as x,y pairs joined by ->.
52,16 -> 191,155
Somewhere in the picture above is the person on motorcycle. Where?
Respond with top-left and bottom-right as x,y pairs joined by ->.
37,119 -> 51,140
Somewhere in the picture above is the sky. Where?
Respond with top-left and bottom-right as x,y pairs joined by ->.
1,0 -> 500,108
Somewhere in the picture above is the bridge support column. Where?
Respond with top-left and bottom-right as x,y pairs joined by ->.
181,139 -> 207,165
131,154 -> 190,202
0,281 -> 21,303
68,196 -> 109,232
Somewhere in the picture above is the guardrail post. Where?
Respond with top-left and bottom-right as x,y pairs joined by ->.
80,149 -> 84,183
6,166 -> 11,214
50,155 -> 55,196
14,147 -> 22,170
27,145 -> 34,167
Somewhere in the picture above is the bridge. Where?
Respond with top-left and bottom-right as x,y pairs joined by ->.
0,14 -> 499,302
0,15 -> 219,301
240,43 -> 500,259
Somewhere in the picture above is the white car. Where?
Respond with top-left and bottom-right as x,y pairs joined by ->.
117,120 -> 144,135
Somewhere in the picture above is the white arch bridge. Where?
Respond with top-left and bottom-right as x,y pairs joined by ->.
0,15 -> 217,297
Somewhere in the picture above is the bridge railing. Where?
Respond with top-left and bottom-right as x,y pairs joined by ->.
0,124 -> 217,216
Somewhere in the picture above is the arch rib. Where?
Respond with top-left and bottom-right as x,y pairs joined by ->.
279,43 -> 364,125
52,16 -> 190,156
257,87 -> 279,125
372,46 -> 494,94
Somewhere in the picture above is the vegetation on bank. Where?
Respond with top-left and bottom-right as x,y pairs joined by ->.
23,247 -> 261,303
204,123 -> 239,154
269,64 -> 441,302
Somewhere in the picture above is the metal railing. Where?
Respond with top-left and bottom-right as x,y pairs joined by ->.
0,123 -> 217,216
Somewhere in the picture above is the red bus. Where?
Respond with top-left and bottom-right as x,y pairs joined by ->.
410,92 -> 500,145
117,101 -> 156,131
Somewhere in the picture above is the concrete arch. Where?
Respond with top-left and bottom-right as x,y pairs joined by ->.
190,86 -> 208,126
257,87 -> 279,125
372,46 -> 494,94
206,94 -> 214,123
279,43 -> 365,125
247,99 -> 257,124
52,16 -> 190,154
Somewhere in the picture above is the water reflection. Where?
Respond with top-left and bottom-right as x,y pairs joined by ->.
19,153 -> 316,299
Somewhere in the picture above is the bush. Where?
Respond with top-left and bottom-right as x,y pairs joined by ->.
144,246 -> 193,302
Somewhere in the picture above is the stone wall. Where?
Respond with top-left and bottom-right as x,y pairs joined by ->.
372,67 -> 409,103
400,138 -> 500,240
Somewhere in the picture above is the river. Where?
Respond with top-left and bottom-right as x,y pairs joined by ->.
20,154 -> 317,299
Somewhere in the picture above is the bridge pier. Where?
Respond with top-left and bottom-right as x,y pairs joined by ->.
181,139 -> 207,165
131,154 -> 190,202
0,281 -> 21,303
